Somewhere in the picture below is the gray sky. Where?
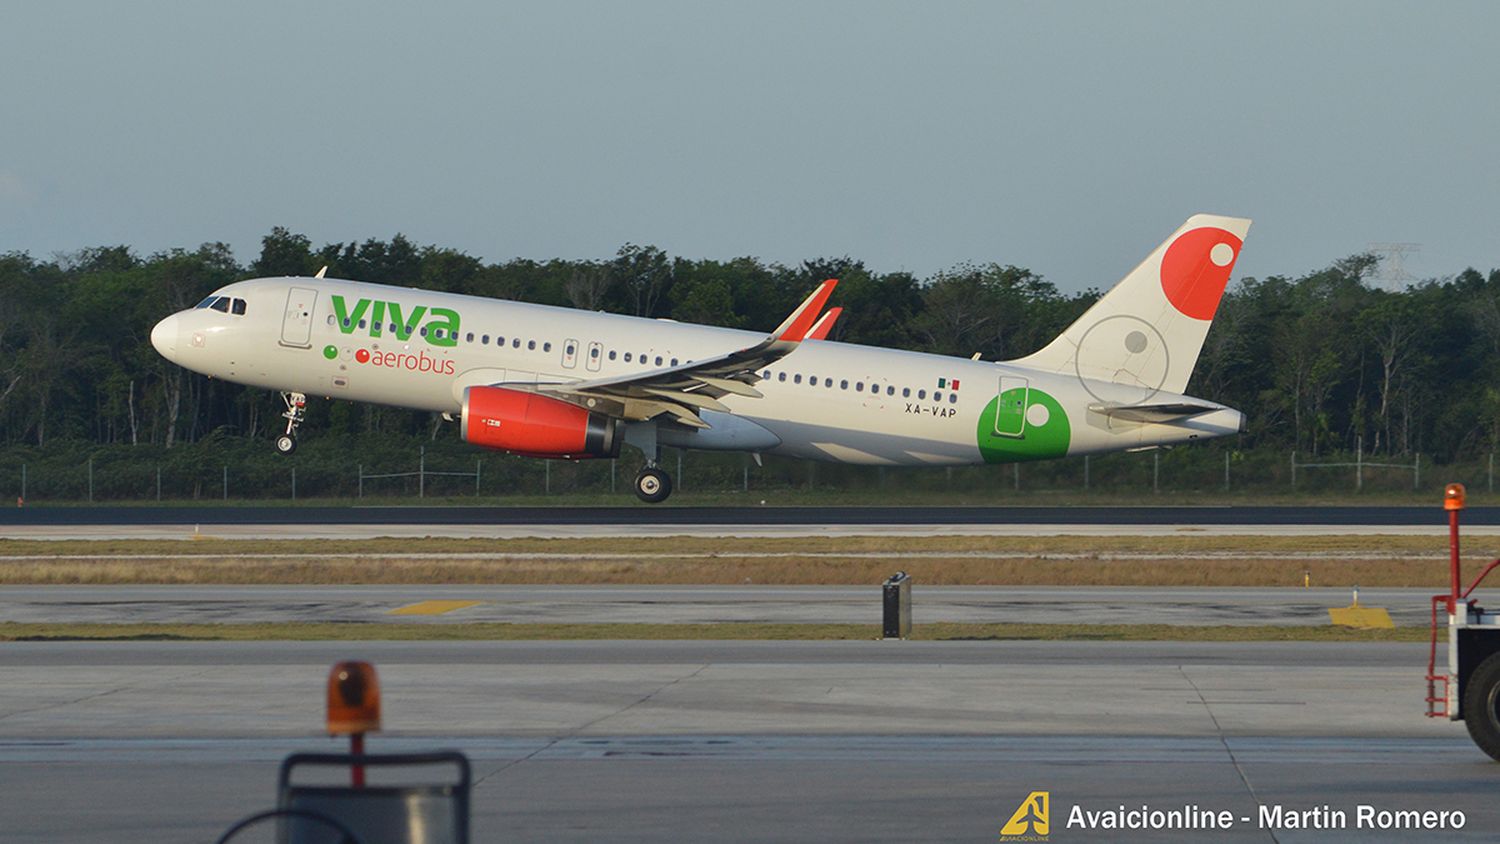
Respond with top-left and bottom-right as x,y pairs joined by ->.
2,1 -> 1496,292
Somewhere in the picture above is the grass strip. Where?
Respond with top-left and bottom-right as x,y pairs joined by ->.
0,622 -> 1430,643
4,535 -> 1492,557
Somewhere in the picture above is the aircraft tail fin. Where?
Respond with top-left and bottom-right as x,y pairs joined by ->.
1014,214 -> 1250,404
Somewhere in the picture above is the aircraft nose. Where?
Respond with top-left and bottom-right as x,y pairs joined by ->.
150,313 -> 180,358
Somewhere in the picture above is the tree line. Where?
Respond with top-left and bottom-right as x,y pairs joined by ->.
2,227 -> 1498,464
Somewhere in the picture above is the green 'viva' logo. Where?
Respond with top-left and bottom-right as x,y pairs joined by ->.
331,294 -> 461,348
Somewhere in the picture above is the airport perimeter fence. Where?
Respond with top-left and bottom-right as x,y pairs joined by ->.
0,435 -> 1492,504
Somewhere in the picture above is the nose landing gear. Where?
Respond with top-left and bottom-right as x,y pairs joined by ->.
276,392 -> 307,455
633,465 -> 673,504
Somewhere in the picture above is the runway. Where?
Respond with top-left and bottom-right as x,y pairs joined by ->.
1,640 -> 1493,841
4,504 -> 1496,539
0,584 -> 1436,627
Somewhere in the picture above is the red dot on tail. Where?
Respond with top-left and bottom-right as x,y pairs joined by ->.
355,349 -> 370,364
1159,227 -> 1242,321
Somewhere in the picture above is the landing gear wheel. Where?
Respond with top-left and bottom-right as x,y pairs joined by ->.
276,391 -> 308,457
633,467 -> 673,504
1464,652 -> 1500,761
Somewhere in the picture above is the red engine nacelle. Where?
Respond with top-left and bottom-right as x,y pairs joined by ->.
460,386 -> 619,458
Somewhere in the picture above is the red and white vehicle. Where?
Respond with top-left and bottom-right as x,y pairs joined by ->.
1426,483 -> 1500,760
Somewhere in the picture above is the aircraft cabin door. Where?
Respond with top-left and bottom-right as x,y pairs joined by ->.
994,375 -> 1029,437
586,341 -> 603,372
562,339 -> 579,369
280,286 -> 317,348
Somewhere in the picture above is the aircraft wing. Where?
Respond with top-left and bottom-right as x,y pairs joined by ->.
525,280 -> 838,428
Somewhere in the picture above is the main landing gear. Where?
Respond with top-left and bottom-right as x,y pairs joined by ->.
275,391 -> 307,455
633,464 -> 673,504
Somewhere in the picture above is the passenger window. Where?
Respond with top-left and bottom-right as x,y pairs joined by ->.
328,315 -> 336,326
482,335 -> 490,344
528,340 -> 536,350
762,370 -> 771,379
949,393 -> 957,403
591,347 -> 600,358
935,392 -> 943,402
840,380 -> 848,390
512,338 -> 520,348
420,327 -> 429,337
566,343 -> 576,355
671,358 -> 679,366
624,352 -> 633,362
608,350 -> 617,360
918,390 -> 927,400
655,356 -> 663,366
466,332 -> 474,342
210,297 -> 229,313
794,374 -> 802,384
778,372 -> 786,382
825,378 -> 833,388
359,319 -> 367,329
902,388 -> 911,398
544,342 -> 552,352
855,382 -> 863,392
887,385 -> 895,396
232,299 -> 246,315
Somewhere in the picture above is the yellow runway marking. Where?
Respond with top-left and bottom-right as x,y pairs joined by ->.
1328,607 -> 1395,629
388,600 -> 482,616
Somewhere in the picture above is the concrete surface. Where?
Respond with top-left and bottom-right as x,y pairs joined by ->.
0,640 -> 1494,842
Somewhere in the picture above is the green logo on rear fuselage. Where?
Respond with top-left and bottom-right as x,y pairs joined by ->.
976,387 -> 1070,463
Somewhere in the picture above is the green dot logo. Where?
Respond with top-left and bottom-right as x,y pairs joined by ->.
323,345 -> 338,360
976,386 -> 1070,463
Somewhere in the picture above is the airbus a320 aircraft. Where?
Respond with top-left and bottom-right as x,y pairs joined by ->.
150,215 -> 1250,502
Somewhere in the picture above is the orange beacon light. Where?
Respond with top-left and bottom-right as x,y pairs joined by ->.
327,660 -> 381,735
327,660 -> 381,788
1445,483 -> 1467,511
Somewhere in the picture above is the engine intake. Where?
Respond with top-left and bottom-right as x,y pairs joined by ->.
461,386 -> 618,458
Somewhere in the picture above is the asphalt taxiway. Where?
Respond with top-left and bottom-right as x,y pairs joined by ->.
1,640 -> 1494,842
0,584 -> 1437,627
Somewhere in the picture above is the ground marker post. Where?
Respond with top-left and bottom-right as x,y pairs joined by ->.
882,572 -> 912,640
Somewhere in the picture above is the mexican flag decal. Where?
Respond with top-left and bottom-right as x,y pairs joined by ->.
936,377 -> 960,389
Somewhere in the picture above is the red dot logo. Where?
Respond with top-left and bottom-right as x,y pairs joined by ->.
1159,227 -> 1243,321
355,349 -> 370,364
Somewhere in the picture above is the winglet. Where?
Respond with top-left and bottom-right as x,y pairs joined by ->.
806,307 -> 842,341
314,265 -> 328,279
770,279 -> 838,342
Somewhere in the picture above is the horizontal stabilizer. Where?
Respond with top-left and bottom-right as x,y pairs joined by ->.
1088,401 -> 1222,423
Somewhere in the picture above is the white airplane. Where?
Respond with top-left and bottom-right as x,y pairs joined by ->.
150,215 -> 1249,502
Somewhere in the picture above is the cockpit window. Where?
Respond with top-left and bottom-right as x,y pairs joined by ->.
195,296 -> 221,309
209,297 -> 230,313
231,299 -> 246,315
